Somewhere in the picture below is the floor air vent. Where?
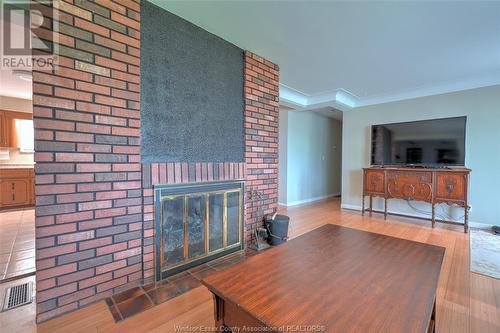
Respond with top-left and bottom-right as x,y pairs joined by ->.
2,282 -> 33,311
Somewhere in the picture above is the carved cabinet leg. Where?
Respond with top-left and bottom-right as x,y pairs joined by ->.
464,205 -> 469,233
362,195 -> 365,216
431,204 -> 435,228
384,198 -> 388,220
369,196 -> 373,216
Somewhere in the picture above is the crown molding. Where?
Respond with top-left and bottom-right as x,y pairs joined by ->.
279,72 -> 500,111
279,85 -> 356,112
355,72 -> 500,107
279,84 -> 309,109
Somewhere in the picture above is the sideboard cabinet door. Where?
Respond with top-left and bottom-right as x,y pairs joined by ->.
435,173 -> 467,203
364,170 -> 385,195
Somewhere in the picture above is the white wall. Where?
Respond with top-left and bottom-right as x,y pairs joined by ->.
342,85 -> 500,226
278,109 -> 288,204
281,111 -> 342,206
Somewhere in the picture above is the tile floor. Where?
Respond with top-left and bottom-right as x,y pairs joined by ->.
106,249 -> 259,322
0,209 -> 35,281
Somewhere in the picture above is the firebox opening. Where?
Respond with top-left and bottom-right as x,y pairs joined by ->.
154,181 -> 245,281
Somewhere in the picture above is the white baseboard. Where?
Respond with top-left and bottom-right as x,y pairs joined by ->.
282,192 -> 340,207
340,203 -> 362,211
340,203 -> 488,228
342,203 -> 435,220
469,222 -> 494,229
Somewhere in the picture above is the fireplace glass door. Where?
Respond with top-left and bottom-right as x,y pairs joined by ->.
157,183 -> 243,279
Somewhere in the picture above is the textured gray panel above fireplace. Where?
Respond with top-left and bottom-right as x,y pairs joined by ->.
141,1 -> 244,163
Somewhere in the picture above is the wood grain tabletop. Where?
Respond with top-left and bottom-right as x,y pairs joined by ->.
202,224 -> 445,332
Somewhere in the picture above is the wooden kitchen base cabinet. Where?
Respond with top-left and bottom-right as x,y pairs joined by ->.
362,167 -> 471,232
0,168 -> 35,209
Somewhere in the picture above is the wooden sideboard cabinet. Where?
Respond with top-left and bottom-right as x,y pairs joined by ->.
0,168 -> 35,209
362,167 -> 471,232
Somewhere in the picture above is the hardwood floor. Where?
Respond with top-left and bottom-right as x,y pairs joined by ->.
36,198 -> 500,332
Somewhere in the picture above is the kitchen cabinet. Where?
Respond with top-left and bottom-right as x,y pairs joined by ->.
0,110 -> 32,148
0,168 -> 35,209
0,112 -> 7,146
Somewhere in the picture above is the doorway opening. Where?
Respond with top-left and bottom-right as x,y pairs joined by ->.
0,68 -> 35,282
278,107 -> 343,207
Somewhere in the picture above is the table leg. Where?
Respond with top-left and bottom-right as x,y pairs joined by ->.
362,195 -> 365,216
431,204 -> 435,228
431,299 -> 436,333
212,294 -> 224,332
369,196 -> 373,217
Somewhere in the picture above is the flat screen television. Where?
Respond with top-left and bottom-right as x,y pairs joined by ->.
371,116 -> 466,167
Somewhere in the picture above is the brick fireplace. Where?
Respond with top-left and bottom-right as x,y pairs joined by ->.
140,52 -> 280,283
32,0 -> 279,322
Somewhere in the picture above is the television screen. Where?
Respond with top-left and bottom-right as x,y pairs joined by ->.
371,116 -> 466,167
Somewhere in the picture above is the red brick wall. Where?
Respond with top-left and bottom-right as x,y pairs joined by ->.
32,2 -> 279,323
243,52 -> 280,242
33,0 -> 142,322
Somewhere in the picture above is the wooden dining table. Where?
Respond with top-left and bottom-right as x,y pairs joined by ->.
202,224 -> 445,333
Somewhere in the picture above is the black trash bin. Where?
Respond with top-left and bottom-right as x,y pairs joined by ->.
265,214 -> 290,246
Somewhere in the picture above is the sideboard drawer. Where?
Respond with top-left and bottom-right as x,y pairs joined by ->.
387,171 -> 432,183
387,171 -> 433,202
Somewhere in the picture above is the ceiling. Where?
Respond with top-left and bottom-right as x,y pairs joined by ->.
151,0 -> 500,110
312,107 -> 343,121
0,69 -> 32,100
